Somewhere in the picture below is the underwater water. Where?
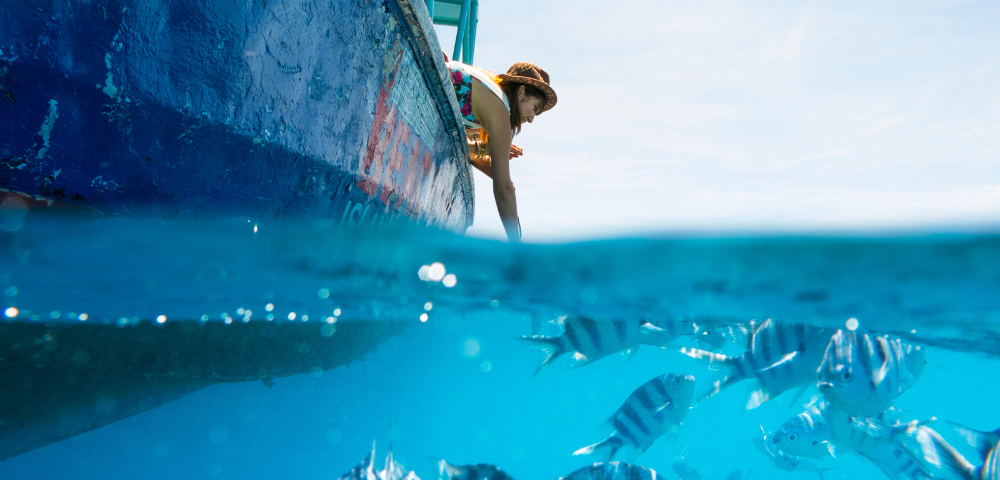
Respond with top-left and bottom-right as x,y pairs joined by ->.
1,212 -> 999,480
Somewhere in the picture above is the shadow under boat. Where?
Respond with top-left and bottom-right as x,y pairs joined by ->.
0,319 -> 411,461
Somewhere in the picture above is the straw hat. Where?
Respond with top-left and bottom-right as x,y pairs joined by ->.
498,62 -> 558,113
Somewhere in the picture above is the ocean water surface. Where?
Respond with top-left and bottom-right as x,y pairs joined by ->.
1,212 -> 999,480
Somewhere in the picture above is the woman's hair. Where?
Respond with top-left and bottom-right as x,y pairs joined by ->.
498,80 -> 545,135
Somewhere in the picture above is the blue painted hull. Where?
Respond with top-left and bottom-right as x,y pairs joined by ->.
0,0 -> 473,231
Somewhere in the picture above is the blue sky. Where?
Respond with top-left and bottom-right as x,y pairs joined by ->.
434,1 -> 1000,241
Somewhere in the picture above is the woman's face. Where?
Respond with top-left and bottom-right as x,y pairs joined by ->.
517,86 -> 544,124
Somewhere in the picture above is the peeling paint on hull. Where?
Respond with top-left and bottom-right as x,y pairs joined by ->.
0,0 -> 473,232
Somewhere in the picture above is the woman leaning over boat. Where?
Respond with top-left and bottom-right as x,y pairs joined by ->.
447,60 -> 557,242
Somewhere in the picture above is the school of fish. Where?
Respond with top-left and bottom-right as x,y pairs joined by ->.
333,316 -> 997,480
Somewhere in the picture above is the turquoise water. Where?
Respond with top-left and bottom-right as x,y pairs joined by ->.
1,214 -> 999,479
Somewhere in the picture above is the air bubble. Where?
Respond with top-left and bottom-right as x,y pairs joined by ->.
428,262 -> 446,282
463,338 -> 480,357
442,274 -> 457,288
846,318 -> 859,331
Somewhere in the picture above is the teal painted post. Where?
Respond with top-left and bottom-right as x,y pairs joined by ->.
467,0 -> 478,64
452,0 -> 472,63
426,0 -> 434,19
461,15 -> 471,63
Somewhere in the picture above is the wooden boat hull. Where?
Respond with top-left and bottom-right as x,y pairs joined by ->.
0,0 -> 473,231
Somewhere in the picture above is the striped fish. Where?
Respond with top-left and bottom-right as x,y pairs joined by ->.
681,319 -> 834,409
817,330 -> 925,417
517,317 -> 667,375
560,462 -> 659,480
573,374 -> 695,461
751,434 -> 831,480
435,460 -> 515,480
823,405 -> 942,480
929,423 -> 1000,480
769,406 -> 836,459
337,443 -> 378,480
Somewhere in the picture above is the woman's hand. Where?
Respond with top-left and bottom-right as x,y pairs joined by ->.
510,144 -> 523,159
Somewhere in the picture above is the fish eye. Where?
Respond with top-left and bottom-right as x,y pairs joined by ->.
787,433 -> 798,443
841,369 -> 852,381
671,376 -> 683,386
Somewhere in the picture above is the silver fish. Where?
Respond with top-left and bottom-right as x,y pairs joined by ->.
574,374 -> 695,461
817,330 -> 925,417
928,423 -> 1000,480
823,406 -> 947,480
672,450 -> 701,480
435,460 -> 515,480
681,319 -> 834,409
559,462 -> 659,480
751,435 -> 832,480
338,442 -> 378,480
518,317 -> 667,375
769,406 -> 836,459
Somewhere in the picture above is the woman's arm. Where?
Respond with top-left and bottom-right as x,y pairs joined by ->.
466,139 -> 523,179
470,81 -> 520,242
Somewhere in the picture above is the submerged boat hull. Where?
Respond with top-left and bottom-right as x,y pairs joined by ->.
0,320 -> 411,461
0,0 -> 473,231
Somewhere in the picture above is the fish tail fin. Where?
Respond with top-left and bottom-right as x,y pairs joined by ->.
920,425 -> 978,480
946,421 -> 1000,461
816,467 -> 837,480
681,347 -> 747,402
573,436 -> 624,462
428,457 -> 461,480
516,335 -> 564,375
